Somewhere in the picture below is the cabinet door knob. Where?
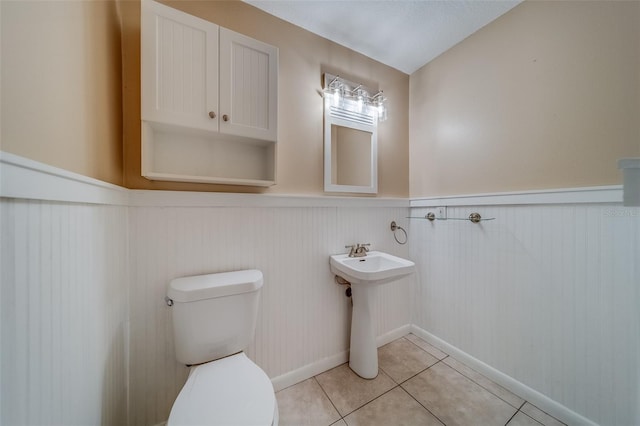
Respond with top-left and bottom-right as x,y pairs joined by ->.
208,111 -> 216,119
222,114 -> 229,122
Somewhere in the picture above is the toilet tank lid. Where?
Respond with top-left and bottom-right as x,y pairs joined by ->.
168,270 -> 263,303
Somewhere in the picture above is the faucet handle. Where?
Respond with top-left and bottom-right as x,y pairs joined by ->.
345,244 -> 357,257
357,243 -> 371,252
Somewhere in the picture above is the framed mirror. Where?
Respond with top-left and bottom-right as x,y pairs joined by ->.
323,74 -> 379,194
324,111 -> 377,193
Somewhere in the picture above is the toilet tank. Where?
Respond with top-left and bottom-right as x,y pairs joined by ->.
167,270 -> 263,365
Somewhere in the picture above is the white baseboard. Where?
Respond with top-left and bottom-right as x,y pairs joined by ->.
270,350 -> 349,392
410,325 -> 598,426
377,324 -> 411,347
270,324 -> 411,392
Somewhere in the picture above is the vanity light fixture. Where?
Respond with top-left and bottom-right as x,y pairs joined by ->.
372,91 -> 387,122
323,74 -> 388,122
333,86 -> 341,105
328,75 -> 343,106
354,85 -> 365,111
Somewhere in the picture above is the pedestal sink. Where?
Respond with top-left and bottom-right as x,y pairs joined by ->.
329,251 -> 415,378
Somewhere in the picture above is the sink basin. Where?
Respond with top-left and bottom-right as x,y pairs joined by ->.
330,251 -> 415,285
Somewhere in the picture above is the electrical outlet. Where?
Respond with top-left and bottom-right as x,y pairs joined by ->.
436,206 -> 447,219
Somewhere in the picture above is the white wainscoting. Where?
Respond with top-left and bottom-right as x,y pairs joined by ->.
409,204 -> 640,426
127,204 -> 412,425
1,153 -> 413,426
5,152 -> 638,426
0,198 -> 129,425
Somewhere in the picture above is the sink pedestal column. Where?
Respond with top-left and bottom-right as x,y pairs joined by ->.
349,284 -> 378,379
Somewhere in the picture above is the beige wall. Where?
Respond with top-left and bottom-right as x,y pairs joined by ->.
410,0 -> 640,197
121,0 -> 409,196
1,0 -> 123,186
9,0 -> 631,198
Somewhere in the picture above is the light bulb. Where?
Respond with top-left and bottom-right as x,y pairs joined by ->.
333,87 -> 340,105
377,100 -> 387,121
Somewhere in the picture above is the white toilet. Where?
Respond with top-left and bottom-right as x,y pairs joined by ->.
166,269 -> 278,426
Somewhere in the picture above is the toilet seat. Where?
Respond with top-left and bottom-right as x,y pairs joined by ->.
168,352 -> 276,426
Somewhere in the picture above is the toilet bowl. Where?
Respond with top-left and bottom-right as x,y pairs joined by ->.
168,353 -> 278,426
166,270 -> 277,425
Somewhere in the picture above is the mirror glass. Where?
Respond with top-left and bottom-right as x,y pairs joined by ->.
324,106 -> 378,194
331,125 -> 372,186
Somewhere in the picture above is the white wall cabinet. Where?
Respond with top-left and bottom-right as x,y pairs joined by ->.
141,0 -> 278,186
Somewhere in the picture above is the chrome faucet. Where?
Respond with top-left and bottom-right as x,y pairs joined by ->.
345,243 -> 370,257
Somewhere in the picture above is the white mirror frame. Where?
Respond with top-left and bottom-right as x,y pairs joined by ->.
323,100 -> 378,194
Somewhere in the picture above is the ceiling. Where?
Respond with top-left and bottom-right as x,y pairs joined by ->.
244,0 -> 523,75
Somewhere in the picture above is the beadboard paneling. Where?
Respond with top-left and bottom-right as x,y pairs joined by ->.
0,199 -> 129,426
128,205 -> 411,426
410,204 -> 640,426
7,152 -> 637,426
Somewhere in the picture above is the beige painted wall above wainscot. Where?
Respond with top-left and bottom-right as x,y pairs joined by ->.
409,0 -> 640,198
122,0 -> 409,197
1,0 -> 124,186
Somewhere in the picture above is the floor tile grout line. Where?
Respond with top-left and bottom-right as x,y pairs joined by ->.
519,410 -> 546,426
439,357 -> 525,410
279,334 -> 563,426
398,357 -> 446,387
522,404 -> 568,426
275,378 -> 306,394
341,336 -> 448,417
397,381 -> 447,426
378,337 -> 438,385
312,375 -> 345,423
408,334 -> 530,412
339,356 -> 447,420
504,410 -> 519,426
405,334 -> 449,361
403,359 -> 542,426
337,383 -> 401,419
397,355 -> 518,426
313,359 -> 439,423
516,405 -> 554,426
506,407 -> 548,426
394,357 -> 450,425
378,365 -> 398,385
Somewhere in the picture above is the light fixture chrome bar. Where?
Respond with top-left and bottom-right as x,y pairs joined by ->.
322,73 -> 388,121
372,91 -> 384,100
328,75 -> 341,87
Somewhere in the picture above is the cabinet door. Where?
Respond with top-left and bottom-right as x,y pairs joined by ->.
141,0 -> 218,131
219,28 -> 278,142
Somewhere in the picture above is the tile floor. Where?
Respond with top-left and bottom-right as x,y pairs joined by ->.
276,334 -> 566,426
